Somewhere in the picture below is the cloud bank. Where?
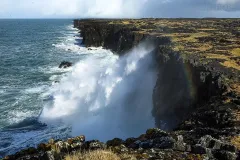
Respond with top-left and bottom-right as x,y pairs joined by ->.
0,0 -> 239,18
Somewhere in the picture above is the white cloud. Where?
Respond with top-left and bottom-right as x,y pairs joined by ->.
217,0 -> 239,5
0,0 -> 239,18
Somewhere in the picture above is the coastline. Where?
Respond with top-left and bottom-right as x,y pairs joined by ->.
4,18 -> 240,160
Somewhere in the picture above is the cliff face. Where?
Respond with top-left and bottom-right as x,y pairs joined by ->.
73,19 -> 240,157
74,19 -> 171,54
74,19 -> 240,135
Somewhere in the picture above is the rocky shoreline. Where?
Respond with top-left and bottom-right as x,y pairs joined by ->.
4,128 -> 238,160
4,19 -> 240,160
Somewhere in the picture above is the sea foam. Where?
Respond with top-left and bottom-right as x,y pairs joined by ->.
40,42 -> 157,141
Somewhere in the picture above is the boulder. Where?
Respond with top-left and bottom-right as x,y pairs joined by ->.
212,150 -> 237,160
199,135 -> 237,152
82,140 -> 106,150
153,136 -> 175,149
89,141 -> 106,150
193,135 -> 238,159
173,135 -> 186,151
106,138 -> 124,147
125,137 -> 137,147
192,144 -> 207,154
145,128 -> 168,139
59,61 -> 72,68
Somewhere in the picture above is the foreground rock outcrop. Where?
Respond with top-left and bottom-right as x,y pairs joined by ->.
4,19 -> 240,159
3,129 -> 238,160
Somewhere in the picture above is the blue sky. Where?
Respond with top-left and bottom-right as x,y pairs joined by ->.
0,0 -> 240,18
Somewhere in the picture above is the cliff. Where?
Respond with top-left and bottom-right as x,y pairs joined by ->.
74,19 -> 240,159
4,19 -> 240,160
74,18 -> 240,129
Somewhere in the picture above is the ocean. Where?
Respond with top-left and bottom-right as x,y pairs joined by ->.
0,19 -> 156,157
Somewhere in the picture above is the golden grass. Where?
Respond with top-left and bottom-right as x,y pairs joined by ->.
206,54 -> 229,60
187,154 -> 205,160
65,150 -> 120,160
198,28 -> 216,31
181,32 -> 210,42
231,48 -> 240,57
65,150 -> 136,160
173,43 -> 212,53
220,60 -> 240,71
205,53 -> 240,70
161,33 -> 189,42
162,32 -> 210,43
133,30 -> 148,35
231,136 -> 240,150
192,43 -> 213,52
223,98 -> 231,104
173,45 -> 185,52
122,21 -> 130,25
230,83 -> 240,95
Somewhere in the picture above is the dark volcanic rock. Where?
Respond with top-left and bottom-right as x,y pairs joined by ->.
74,19 -> 240,136
107,138 -> 124,147
59,61 -> 72,68
72,18 -> 240,159
5,130 -> 239,160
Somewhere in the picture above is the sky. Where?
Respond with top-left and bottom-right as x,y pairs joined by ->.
0,0 -> 240,18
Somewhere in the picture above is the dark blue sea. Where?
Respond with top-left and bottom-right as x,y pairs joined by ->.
0,19 -> 84,157
0,19 -> 156,158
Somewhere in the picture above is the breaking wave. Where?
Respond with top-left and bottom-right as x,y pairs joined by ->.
40,42 -> 158,141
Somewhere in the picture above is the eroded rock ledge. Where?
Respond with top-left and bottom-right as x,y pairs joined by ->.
4,19 -> 240,160
4,129 -> 238,160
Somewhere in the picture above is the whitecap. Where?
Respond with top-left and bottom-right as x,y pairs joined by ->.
49,75 -> 59,81
7,110 -> 37,125
0,125 -> 70,156
0,89 -> 5,94
23,86 -> 48,94
38,66 -> 72,74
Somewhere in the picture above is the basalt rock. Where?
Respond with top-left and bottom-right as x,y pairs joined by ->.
73,19 -> 240,159
74,19 -> 239,131
107,138 -> 124,147
58,61 -> 72,68
5,129 -> 239,160
74,19 -> 240,147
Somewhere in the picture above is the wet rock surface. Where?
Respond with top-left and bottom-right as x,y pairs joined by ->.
58,61 -> 72,68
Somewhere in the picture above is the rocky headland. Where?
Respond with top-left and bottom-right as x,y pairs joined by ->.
4,19 -> 240,160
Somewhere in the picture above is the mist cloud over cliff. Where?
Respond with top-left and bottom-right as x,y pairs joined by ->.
0,0 -> 239,18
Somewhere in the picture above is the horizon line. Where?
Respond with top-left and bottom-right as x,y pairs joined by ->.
0,17 -> 240,20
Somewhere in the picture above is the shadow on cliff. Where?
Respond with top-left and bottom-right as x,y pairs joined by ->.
74,20 -> 228,133
152,46 -> 225,130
